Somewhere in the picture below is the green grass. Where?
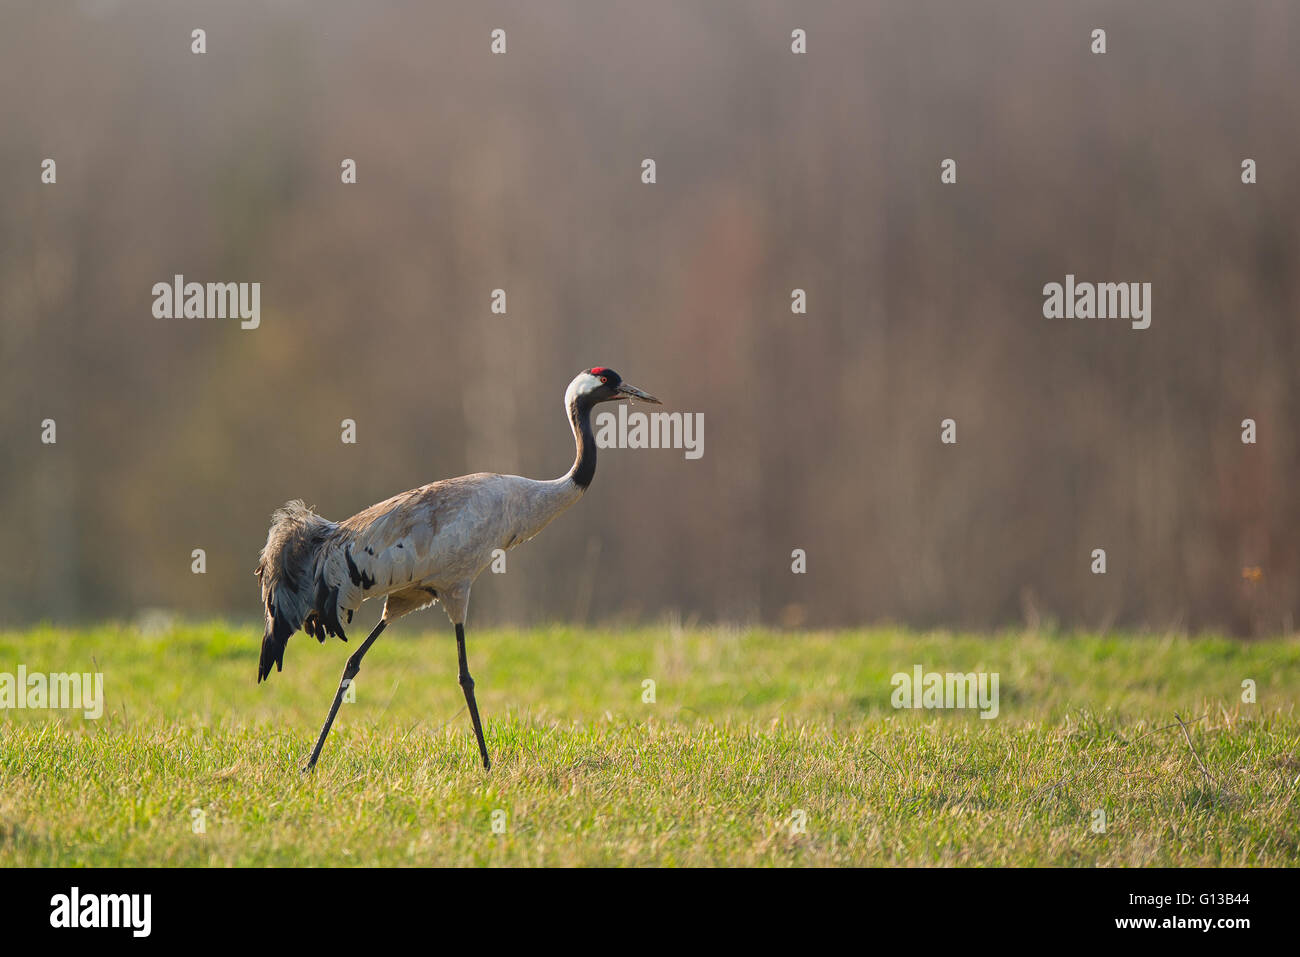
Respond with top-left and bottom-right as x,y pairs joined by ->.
0,622 -> 1297,866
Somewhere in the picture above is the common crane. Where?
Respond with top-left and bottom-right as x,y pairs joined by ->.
255,367 -> 661,771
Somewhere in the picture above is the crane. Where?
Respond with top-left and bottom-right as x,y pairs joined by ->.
255,367 -> 661,772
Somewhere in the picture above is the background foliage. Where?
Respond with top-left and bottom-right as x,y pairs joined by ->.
2,2 -> 1297,632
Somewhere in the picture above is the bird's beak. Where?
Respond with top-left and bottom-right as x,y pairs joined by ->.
616,382 -> 661,404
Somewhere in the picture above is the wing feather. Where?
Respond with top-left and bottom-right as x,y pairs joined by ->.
330,475 -> 504,606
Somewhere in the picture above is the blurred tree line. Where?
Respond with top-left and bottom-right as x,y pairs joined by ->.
1,1 -> 1296,634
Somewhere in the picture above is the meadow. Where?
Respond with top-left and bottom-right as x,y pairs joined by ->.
0,622 -> 1297,866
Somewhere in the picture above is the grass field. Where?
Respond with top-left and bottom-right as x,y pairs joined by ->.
0,621 -> 1297,866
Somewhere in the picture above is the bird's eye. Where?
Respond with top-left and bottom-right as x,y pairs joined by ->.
600,376 -> 608,384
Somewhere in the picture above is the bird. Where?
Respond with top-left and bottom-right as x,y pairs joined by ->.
254,367 -> 661,772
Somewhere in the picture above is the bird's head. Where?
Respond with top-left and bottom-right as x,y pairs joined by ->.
567,367 -> 661,408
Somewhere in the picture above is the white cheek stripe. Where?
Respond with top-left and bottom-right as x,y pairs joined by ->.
564,371 -> 606,411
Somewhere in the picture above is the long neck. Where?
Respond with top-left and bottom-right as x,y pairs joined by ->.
566,394 -> 597,489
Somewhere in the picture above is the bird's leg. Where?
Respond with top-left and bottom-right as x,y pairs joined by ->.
456,622 -> 491,771
303,618 -> 387,773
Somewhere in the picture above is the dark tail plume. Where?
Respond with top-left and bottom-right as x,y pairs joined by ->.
255,500 -> 336,682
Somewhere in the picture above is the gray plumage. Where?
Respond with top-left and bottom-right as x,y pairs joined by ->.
255,472 -> 582,681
